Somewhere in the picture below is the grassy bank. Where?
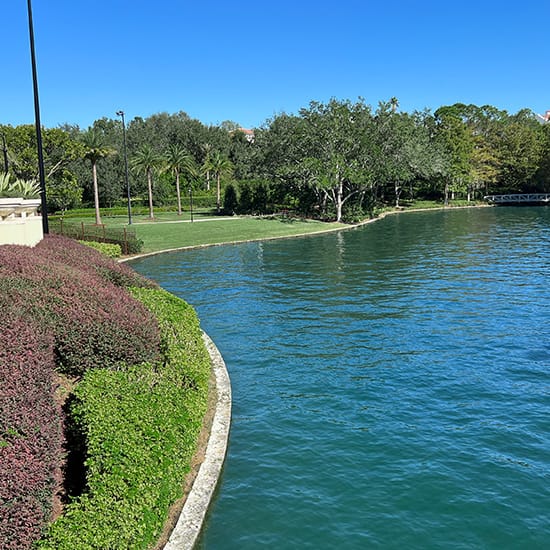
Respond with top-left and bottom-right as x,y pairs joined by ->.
52,212 -> 348,255
51,200 -> 487,256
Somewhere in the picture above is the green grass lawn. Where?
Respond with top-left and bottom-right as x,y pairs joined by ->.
52,199 -> 483,255
51,212 -> 348,254
133,217 -> 348,253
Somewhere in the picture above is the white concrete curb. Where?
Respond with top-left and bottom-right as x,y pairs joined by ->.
164,332 -> 232,550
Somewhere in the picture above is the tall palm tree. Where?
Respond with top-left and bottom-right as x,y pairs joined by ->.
165,144 -> 195,215
130,144 -> 163,219
81,129 -> 113,225
200,143 -> 213,191
206,152 -> 233,213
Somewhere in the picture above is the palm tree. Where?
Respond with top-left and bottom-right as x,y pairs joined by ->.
81,129 -> 113,225
130,144 -> 163,219
200,143 -> 213,191
206,152 -> 233,213
165,144 -> 195,215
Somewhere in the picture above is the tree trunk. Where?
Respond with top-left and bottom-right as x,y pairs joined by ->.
444,181 -> 449,205
147,169 -> 154,219
175,171 -> 182,215
216,173 -> 221,213
336,180 -> 343,222
394,182 -> 401,207
92,161 -> 101,225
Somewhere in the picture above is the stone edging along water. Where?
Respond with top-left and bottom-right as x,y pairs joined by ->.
163,332 -> 232,550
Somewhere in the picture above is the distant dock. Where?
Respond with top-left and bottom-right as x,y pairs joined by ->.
484,193 -> 550,206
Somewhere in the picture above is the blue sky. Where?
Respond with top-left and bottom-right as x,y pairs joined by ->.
2,0 -> 549,130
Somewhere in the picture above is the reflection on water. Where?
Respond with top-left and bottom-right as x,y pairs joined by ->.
132,207 -> 550,550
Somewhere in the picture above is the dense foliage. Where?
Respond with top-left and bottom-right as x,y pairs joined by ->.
0,317 -> 62,550
78,240 -> 122,258
39,287 -> 210,549
0,237 -> 159,377
1,99 -> 548,221
0,236 -> 163,548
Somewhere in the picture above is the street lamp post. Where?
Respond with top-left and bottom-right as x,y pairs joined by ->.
27,0 -> 48,234
116,110 -> 132,225
189,186 -> 194,222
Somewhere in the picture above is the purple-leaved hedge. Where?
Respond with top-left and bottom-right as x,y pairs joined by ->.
0,236 -> 161,549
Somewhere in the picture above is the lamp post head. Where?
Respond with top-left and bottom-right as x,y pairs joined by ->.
116,110 -> 124,118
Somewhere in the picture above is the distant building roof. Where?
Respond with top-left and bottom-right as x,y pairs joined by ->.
535,110 -> 550,124
235,128 -> 255,142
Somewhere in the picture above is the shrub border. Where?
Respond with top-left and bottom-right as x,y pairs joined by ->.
163,332 -> 231,550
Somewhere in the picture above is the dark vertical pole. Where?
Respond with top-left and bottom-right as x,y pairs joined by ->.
1,133 -> 8,174
117,111 -> 132,225
27,0 -> 48,234
189,187 -> 194,222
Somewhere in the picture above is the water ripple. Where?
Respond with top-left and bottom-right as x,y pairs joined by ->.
132,207 -> 550,549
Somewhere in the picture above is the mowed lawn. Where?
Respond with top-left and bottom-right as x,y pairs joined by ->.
132,216 -> 347,253
54,212 -> 349,254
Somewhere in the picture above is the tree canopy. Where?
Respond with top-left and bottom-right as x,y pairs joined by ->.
2,99 -> 548,220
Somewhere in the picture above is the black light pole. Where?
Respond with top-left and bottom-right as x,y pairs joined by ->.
27,0 -> 48,234
189,186 -> 194,222
1,133 -> 8,174
116,110 -> 132,225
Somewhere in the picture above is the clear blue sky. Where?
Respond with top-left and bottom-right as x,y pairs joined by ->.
2,0 -> 548,130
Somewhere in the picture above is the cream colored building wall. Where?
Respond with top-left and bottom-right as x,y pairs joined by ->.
0,199 -> 44,247
0,216 -> 43,247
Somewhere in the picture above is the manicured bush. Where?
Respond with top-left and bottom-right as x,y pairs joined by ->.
79,240 -> 122,258
0,238 -> 161,377
39,288 -> 211,550
36,235 -> 153,288
0,315 -> 63,550
1,237 -> 209,549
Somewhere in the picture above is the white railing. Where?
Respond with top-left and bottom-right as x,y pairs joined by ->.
484,193 -> 550,204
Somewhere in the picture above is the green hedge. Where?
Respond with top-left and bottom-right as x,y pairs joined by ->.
79,240 -> 122,258
39,288 -> 211,550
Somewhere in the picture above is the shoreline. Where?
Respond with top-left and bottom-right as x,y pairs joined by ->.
162,333 -> 231,550
122,204 -> 490,263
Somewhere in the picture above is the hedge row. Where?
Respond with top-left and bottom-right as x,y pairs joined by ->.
0,316 -> 63,550
39,287 -> 211,549
0,236 -> 160,377
79,240 -> 122,258
0,236 -> 162,548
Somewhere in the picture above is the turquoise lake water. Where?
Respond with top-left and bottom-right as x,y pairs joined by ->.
131,207 -> 550,549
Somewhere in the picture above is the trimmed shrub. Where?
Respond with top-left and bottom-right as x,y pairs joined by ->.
79,240 -> 122,258
36,235 -> 154,289
0,315 -> 63,550
39,288 -> 211,550
0,238 -> 161,377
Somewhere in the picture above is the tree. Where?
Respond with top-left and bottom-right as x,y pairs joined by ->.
223,182 -> 238,214
80,129 -> 113,224
46,169 -> 82,214
434,106 -> 475,203
165,144 -> 195,215
1,125 -> 84,207
298,98 -> 374,221
130,145 -> 163,219
206,152 -> 233,213
201,143 -> 213,191
498,120 -> 544,192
